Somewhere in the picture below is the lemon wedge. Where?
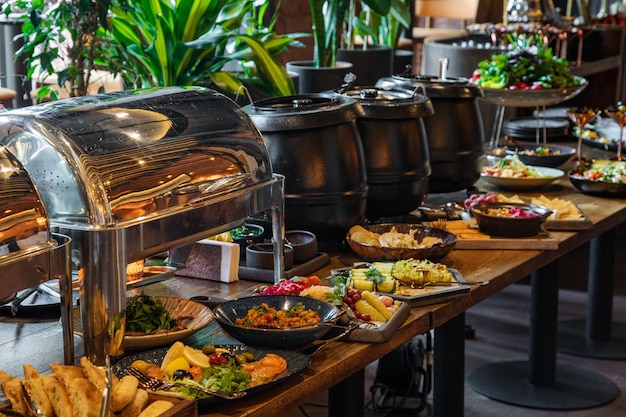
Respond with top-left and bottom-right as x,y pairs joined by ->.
183,345 -> 210,368
160,341 -> 185,372
165,356 -> 190,376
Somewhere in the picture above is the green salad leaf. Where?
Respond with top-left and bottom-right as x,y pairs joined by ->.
471,34 -> 583,90
125,294 -> 178,334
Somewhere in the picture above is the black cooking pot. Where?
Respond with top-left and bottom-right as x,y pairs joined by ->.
376,75 -> 485,193
244,93 -> 368,241
340,86 -> 433,218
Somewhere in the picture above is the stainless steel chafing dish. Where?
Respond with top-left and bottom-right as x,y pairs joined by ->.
0,86 -> 285,364
0,145 -> 72,361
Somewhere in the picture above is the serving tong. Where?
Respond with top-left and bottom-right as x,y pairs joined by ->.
299,321 -> 360,356
127,367 -> 246,400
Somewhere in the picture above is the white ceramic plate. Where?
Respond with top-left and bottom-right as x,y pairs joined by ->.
480,166 -> 565,190
73,296 -> 214,350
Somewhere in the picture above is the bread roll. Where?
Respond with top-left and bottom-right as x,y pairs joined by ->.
67,377 -> 101,417
23,364 -> 55,417
42,374 -> 73,417
110,374 -> 139,411
136,400 -> 173,417
349,225 -> 370,236
0,370 -> 29,415
120,388 -> 149,417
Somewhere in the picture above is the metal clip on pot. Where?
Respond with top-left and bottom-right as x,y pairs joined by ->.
336,72 -> 357,94
439,58 -> 449,81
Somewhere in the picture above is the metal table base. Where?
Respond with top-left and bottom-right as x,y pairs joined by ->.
558,229 -> 626,359
469,262 -> 619,410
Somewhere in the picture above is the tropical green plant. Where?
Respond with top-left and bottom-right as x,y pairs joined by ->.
352,0 -> 412,49
105,0 -> 304,97
308,0 -> 396,68
308,0 -> 348,68
3,0 -> 112,101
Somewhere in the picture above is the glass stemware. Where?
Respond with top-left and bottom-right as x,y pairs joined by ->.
603,103 -> 626,161
567,107 -> 600,163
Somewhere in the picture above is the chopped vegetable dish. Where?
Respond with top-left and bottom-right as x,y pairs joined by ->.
235,302 -> 321,328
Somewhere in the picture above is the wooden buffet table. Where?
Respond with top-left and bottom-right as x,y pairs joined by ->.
135,157 -> 626,417
2,148 -> 626,417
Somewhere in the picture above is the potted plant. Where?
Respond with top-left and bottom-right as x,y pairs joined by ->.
351,0 -> 414,74
337,0 -> 413,84
287,0 -> 401,91
3,0 -> 113,102
286,0 -> 354,93
104,0 -> 303,98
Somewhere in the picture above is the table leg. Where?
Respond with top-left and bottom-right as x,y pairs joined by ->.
328,368 -> 364,417
558,229 -> 626,358
468,261 -> 619,409
433,312 -> 465,417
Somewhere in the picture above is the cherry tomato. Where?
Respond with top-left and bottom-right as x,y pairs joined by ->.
208,353 -> 229,365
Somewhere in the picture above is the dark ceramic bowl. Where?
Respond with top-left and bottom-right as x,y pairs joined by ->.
346,223 -> 457,262
246,243 -> 294,270
230,223 -> 265,259
213,295 -> 343,349
504,143 -> 575,168
470,202 -> 552,238
285,230 -> 318,263
569,161 -> 626,196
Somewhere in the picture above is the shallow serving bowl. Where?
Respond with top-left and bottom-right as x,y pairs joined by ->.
346,223 -> 457,262
480,166 -> 565,190
213,295 -> 343,349
568,160 -> 626,197
73,296 -> 214,350
504,143 -> 575,168
470,202 -> 553,238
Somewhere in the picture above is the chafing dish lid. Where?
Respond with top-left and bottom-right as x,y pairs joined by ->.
0,145 -> 53,262
0,87 -> 273,227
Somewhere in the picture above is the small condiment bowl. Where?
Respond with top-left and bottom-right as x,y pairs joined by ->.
229,223 -> 264,259
246,243 -> 294,270
470,202 -> 552,238
285,230 -> 318,263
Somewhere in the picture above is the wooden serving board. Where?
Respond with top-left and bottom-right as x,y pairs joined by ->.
445,220 -> 559,250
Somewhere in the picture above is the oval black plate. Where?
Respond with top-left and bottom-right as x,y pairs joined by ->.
112,344 -> 311,408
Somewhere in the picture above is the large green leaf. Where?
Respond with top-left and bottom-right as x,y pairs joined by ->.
103,0 -> 298,96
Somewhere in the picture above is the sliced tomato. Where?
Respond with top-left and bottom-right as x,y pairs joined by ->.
293,276 -> 322,286
188,366 -> 204,381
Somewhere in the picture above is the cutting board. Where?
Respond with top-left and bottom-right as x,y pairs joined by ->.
444,220 -> 559,250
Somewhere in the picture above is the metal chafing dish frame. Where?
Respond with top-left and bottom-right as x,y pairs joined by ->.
0,144 -> 73,363
0,87 -> 286,365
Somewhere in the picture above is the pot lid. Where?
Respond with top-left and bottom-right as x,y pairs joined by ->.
376,75 -> 483,99
244,93 -> 363,132
341,87 -> 434,119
